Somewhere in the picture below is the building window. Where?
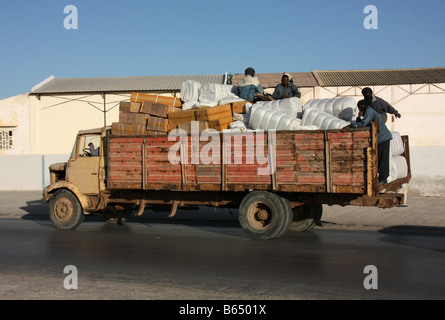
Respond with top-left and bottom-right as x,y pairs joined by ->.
0,129 -> 14,150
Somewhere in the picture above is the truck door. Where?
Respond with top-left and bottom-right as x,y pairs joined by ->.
66,133 -> 101,195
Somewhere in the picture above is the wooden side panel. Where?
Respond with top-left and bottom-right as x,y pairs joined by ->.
108,137 -> 144,189
107,128 -> 372,194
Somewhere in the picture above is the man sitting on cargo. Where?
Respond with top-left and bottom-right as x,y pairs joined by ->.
234,67 -> 264,102
362,87 -> 401,123
272,73 -> 301,99
350,100 -> 393,185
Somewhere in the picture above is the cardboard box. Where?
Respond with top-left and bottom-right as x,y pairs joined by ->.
131,92 -> 182,107
119,101 -> 141,113
140,101 -> 170,118
231,101 -> 248,114
119,112 -> 150,125
176,121 -> 209,135
195,104 -> 232,122
111,123 -> 131,136
207,115 -> 233,131
167,106 -> 181,114
146,116 -> 169,132
167,109 -> 196,124
130,124 -> 147,135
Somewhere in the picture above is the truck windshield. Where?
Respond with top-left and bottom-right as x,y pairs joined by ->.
78,134 -> 101,157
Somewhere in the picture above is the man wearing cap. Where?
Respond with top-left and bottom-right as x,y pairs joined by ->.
362,87 -> 401,123
235,67 -> 264,102
272,73 -> 301,99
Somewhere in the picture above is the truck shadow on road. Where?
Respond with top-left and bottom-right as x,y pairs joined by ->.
19,198 -> 50,220
378,225 -> 445,253
17,199 -> 445,251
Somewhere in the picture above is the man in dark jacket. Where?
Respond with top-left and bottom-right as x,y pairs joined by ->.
272,73 -> 301,99
362,87 -> 401,123
351,100 -> 393,184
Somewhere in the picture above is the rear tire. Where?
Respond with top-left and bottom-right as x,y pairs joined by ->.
238,191 -> 293,240
291,203 -> 323,232
49,189 -> 84,230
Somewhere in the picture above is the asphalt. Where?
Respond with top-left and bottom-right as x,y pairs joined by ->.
1,191 -> 444,232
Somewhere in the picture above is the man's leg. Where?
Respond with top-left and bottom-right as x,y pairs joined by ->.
378,140 -> 390,183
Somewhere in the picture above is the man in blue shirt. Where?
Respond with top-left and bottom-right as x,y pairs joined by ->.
235,67 -> 264,102
351,100 -> 393,184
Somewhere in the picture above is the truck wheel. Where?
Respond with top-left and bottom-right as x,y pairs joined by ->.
238,191 -> 293,240
49,189 -> 84,230
275,197 -> 293,238
291,203 -> 323,232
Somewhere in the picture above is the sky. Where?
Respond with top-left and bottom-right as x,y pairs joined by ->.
0,0 -> 444,100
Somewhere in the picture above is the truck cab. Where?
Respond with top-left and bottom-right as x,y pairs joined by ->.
43,127 -> 108,229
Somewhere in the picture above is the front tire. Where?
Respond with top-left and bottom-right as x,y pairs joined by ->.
238,191 -> 293,240
49,189 -> 84,230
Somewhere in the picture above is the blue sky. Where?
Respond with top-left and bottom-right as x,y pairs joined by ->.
0,0 -> 444,99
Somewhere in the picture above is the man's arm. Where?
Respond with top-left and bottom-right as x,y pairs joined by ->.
376,97 -> 401,118
291,84 -> 301,98
272,85 -> 282,99
354,107 -> 376,127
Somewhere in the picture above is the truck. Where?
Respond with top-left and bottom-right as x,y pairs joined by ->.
43,121 -> 411,239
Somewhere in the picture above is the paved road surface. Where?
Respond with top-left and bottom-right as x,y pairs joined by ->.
0,192 -> 444,302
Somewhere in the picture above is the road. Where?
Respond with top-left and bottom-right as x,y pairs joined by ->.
1,210 -> 444,302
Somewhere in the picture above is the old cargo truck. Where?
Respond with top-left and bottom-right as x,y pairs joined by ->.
43,122 -> 411,239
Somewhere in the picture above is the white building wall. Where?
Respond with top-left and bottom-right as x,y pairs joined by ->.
0,93 -> 31,155
0,154 -> 70,191
30,93 -> 129,154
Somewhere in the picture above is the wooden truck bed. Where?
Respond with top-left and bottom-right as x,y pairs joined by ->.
106,124 -> 404,199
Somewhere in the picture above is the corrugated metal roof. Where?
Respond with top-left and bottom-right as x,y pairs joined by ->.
313,67 -> 445,87
31,75 -> 225,95
230,72 -> 319,88
30,67 -> 445,95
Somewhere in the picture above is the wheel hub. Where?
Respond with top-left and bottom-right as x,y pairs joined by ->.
247,202 -> 272,230
54,197 -> 74,222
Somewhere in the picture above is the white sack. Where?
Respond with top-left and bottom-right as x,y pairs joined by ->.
390,131 -> 404,157
303,97 -> 358,121
388,156 -> 408,182
181,101 -> 197,110
197,100 -> 218,108
301,108 -> 349,130
199,83 -> 234,104
180,80 -> 201,102
253,98 -> 303,118
229,120 -> 247,132
249,106 -> 301,131
218,95 -> 246,106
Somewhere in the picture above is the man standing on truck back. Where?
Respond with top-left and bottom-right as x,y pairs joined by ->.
362,87 -> 401,123
351,100 -> 393,185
